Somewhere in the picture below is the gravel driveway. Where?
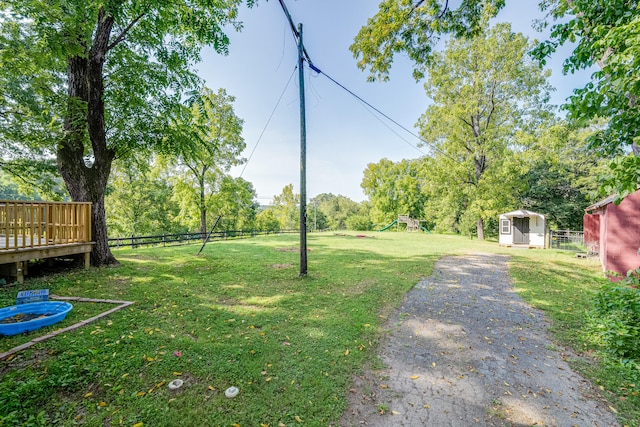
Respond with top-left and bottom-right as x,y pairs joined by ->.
342,253 -> 619,426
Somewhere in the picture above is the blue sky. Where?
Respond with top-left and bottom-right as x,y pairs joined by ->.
198,0 -> 593,203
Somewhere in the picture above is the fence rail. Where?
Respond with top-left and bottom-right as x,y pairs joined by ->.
550,229 -> 585,251
108,229 -> 298,249
0,200 -> 92,251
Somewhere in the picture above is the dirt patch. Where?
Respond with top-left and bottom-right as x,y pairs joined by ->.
342,254 -> 619,426
270,264 -> 293,269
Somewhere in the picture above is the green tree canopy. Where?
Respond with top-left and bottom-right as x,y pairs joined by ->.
0,0 -> 254,265
532,0 -> 640,198
168,87 -> 245,235
350,0 -> 505,81
270,184 -> 299,230
518,121 -> 610,229
310,193 -> 360,230
361,158 -> 428,226
207,176 -> 259,231
105,160 -> 181,237
417,23 -> 553,239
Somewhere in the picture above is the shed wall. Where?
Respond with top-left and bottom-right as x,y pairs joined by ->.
602,191 -> 640,275
528,216 -> 546,247
498,215 -> 512,245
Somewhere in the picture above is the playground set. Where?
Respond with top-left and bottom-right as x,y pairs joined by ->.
378,215 -> 430,233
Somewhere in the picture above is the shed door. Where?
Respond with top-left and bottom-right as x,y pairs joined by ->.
513,217 -> 530,244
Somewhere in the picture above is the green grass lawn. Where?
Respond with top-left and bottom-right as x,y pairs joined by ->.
0,232 -> 637,426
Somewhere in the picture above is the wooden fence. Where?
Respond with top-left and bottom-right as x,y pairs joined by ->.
0,200 -> 92,250
108,229 -> 297,249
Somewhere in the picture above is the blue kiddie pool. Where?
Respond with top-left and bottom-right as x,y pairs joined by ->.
0,302 -> 73,336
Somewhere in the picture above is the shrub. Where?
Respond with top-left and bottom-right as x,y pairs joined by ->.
346,215 -> 373,231
590,269 -> 640,362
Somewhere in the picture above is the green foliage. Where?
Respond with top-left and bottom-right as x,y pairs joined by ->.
310,193 -> 361,230
0,0 -> 255,264
418,23 -> 552,238
351,0 -> 506,81
519,122 -> 610,229
105,161 -> 182,237
270,184 -> 299,229
167,87 -> 246,234
346,214 -> 373,231
207,176 -> 259,231
589,269 -> 640,363
533,0 -> 640,196
361,158 -> 428,226
255,209 -> 281,232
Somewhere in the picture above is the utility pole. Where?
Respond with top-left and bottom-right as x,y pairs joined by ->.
277,0 -> 308,276
298,23 -> 308,276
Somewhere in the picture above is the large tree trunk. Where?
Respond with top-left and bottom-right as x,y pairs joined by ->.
476,218 -> 485,240
58,9 -> 118,267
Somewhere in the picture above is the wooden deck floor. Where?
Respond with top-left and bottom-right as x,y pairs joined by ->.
0,236 -> 48,248
1,200 -> 94,283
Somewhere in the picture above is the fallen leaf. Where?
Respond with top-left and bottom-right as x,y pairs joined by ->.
173,372 -> 182,376
136,391 -> 146,397
99,402 -> 107,407
344,349 -> 350,356
132,423 -> 144,427
84,392 -> 93,398
410,375 -> 420,380
208,385 -> 215,391
423,404 -> 430,409
391,410 -> 401,415
380,384 -> 389,389
231,424 -> 240,427
295,416 -> 302,422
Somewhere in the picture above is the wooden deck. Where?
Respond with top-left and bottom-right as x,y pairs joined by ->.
0,200 -> 94,283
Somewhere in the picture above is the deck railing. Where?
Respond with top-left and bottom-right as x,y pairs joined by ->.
0,200 -> 92,250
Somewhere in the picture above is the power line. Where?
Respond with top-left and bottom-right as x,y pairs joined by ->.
308,63 -> 464,164
238,65 -> 297,179
276,0 -> 462,165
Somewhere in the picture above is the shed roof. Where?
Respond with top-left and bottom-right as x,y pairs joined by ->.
500,209 -> 545,219
585,194 -> 618,212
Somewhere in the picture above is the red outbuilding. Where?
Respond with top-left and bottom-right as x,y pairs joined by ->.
583,190 -> 640,276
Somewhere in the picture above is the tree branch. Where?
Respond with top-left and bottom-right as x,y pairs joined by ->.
107,12 -> 145,51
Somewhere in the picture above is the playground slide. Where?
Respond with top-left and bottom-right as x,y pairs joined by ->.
420,225 -> 431,233
377,219 -> 398,232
